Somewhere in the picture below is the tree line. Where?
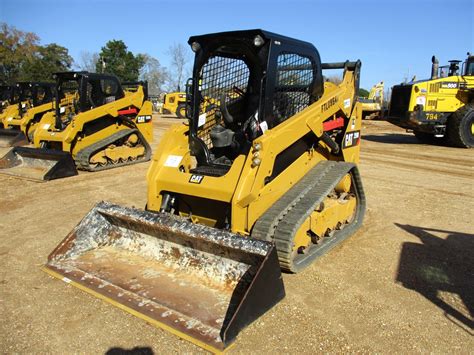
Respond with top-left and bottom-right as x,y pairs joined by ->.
0,23 -> 190,95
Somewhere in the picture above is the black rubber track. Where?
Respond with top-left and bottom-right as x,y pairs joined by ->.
252,161 -> 366,273
75,128 -> 151,171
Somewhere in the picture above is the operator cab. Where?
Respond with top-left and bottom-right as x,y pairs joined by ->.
0,85 -> 14,111
464,53 -> 474,76
448,60 -> 461,76
186,29 -> 323,174
14,82 -> 53,116
52,72 -> 124,129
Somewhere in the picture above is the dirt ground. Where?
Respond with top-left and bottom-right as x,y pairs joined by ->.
0,116 -> 472,353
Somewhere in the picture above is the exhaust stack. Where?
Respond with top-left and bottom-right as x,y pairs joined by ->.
431,55 -> 439,79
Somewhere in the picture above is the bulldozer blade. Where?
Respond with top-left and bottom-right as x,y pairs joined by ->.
0,146 -> 78,181
0,129 -> 28,148
44,201 -> 285,351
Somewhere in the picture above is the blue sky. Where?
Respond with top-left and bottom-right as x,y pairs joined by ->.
1,0 -> 473,91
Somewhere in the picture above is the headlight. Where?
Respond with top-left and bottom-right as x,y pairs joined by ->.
191,42 -> 201,53
253,35 -> 264,47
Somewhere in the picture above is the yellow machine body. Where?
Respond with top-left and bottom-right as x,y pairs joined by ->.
359,81 -> 384,119
147,78 -> 363,237
161,91 -> 187,117
19,92 -> 78,141
0,73 -> 153,181
0,103 -> 22,128
0,82 -> 56,147
44,30 -> 366,351
33,86 -> 152,155
388,54 -> 474,147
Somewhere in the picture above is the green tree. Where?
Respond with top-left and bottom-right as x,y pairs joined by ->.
97,40 -> 145,81
358,88 -> 370,98
0,23 -> 39,83
21,43 -> 73,81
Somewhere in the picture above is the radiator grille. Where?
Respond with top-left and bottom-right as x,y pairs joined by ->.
429,83 -> 440,93
427,99 -> 438,109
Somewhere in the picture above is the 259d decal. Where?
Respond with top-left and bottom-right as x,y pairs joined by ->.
343,130 -> 361,148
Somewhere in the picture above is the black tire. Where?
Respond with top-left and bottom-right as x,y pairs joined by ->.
413,131 -> 442,145
446,104 -> 474,148
175,103 -> 187,118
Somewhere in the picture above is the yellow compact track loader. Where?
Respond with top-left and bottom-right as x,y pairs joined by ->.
388,53 -> 474,147
161,91 -> 187,117
0,82 -> 55,147
0,72 -> 153,181
0,85 -> 20,124
44,30 -> 366,351
359,81 -> 384,119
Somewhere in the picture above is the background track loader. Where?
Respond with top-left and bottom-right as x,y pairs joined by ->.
45,30 -> 366,351
0,82 -> 55,148
0,72 -> 153,181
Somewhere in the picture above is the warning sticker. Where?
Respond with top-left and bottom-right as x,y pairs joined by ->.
164,155 -> 182,168
198,113 -> 206,127
416,96 -> 426,105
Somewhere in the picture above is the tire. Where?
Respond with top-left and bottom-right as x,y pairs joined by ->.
176,103 -> 187,118
446,103 -> 474,148
413,131 -> 442,145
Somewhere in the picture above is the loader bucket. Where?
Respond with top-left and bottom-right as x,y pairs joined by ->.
44,201 -> 285,352
0,146 -> 78,181
0,129 -> 28,147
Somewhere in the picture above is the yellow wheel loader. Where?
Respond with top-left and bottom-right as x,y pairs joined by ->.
359,81 -> 384,119
0,82 -> 56,147
44,30 -> 366,351
161,91 -> 187,117
0,72 -> 153,181
388,53 -> 474,147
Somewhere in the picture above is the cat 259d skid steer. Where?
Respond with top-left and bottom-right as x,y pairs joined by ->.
0,72 -> 153,181
44,30 -> 366,352
0,82 -> 55,147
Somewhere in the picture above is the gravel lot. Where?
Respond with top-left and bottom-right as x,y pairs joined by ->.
1,116 -> 472,353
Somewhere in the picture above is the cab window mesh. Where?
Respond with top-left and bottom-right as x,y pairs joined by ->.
101,79 -> 119,99
0,88 -> 10,101
86,80 -> 112,108
34,87 -> 52,105
198,56 -> 250,148
22,88 -> 33,101
273,53 -> 314,125
59,80 -> 80,108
